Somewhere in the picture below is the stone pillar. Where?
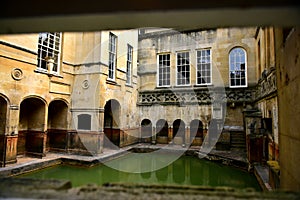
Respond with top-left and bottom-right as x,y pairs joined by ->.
185,126 -> 190,146
8,105 -> 19,135
168,126 -> 173,143
96,131 -> 103,154
3,105 -> 19,164
138,125 -> 142,143
98,109 -> 105,153
42,103 -> 48,156
152,126 -> 156,144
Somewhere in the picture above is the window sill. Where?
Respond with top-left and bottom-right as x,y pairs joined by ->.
194,83 -> 213,87
125,84 -> 133,88
229,85 -> 248,88
106,79 -> 121,87
106,79 -> 117,85
156,86 -> 171,89
173,84 -> 192,88
34,68 -> 63,78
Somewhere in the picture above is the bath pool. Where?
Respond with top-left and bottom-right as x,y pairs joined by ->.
17,152 -> 261,190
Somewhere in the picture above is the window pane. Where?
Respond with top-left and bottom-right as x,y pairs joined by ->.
108,33 -> 117,80
37,32 -> 61,72
158,54 -> 170,86
196,49 -> 211,85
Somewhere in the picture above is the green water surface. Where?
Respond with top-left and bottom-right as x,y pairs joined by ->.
18,153 -> 261,190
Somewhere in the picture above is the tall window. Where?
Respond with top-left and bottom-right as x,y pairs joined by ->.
157,54 -> 170,87
177,52 -> 190,86
229,47 -> 247,87
37,32 -> 61,73
108,32 -> 117,80
126,44 -> 133,85
196,49 -> 212,85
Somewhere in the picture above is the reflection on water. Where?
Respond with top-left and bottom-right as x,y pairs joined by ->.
17,153 -> 261,190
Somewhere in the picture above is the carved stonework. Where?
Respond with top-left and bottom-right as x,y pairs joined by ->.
256,68 -> 277,100
138,88 -> 255,106
11,68 -> 23,81
82,80 -> 90,89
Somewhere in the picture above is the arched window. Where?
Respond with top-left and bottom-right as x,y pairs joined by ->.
229,47 -> 247,87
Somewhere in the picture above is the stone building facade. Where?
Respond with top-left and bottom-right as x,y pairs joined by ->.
0,30 -> 139,163
137,28 -> 257,148
254,27 -> 279,162
276,28 -> 300,191
1,27 -> 299,191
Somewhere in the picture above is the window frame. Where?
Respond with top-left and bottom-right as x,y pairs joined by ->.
176,51 -> 191,86
126,44 -> 133,85
157,53 -> 171,87
229,47 -> 248,88
108,32 -> 117,81
196,48 -> 212,86
37,32 -> 62,75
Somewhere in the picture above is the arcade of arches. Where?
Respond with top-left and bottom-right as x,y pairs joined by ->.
0,93 -> 209,164
141,118 -> 205,146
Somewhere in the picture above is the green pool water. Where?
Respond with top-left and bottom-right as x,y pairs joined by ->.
18,153 -> 261,190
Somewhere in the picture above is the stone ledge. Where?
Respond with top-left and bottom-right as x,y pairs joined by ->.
0,181 -> 299,200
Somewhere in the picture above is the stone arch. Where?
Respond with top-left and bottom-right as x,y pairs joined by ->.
0,94 -> 9,135
156,119 -> 168,144
21,95 -> 47,107
47,99 -> 69,151
18,97 -> 46,157
173,119 -> 185,145
141,119 -> 152,143
190,119 -> 204,146
104,99 -> 121,148
226,43 -> 251,55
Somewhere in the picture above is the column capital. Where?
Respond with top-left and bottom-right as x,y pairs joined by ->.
9,105 -> 19,110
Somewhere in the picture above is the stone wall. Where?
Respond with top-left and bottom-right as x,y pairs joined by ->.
138,28 -> 257,133
277,28 -> 300,191
0,30 -> 140,159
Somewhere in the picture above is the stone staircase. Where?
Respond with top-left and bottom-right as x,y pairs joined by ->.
230,131 -> 246,150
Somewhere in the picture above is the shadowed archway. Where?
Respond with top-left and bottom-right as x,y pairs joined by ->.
0,95 -> 8,135
156,119 -> 168,144
104,99 -> 121,149
190,119 -> 204,146
47,100 -> 68,152
18,97 -> 46,157
141,119 -> 152,143
173,119 -> 185,145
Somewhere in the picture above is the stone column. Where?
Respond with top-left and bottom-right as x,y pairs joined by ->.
8,105 -> 19,135
4,105 -> 20,164
168,125 -> 173,144
185,126 -> 190,146
152,126 -> 156,144
98,108 -> 105,154
42,105 -> 48,156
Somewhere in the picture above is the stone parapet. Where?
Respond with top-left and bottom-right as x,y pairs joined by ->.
138,87 -> 255,106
